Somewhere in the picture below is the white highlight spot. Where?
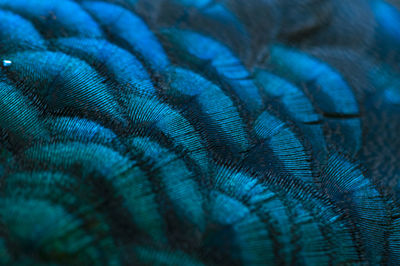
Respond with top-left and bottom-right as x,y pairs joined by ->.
2,60 -> 12,67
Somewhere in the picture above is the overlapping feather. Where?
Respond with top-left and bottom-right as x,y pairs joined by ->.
0,0 -> 399,265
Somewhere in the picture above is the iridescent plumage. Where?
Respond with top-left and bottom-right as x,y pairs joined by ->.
0,0 -> 400,265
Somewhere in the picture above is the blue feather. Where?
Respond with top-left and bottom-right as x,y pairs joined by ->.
162,67 -> 250,157
125,96 -> 210,173
264,44 -> 362,157
0,0 -> 103,38
0,9 -> 46,53
3,51 -> 126,126
370,0 -> 400,64
160,28 -> 263,114
0,81 -> 48,144
320,154 -> 390,264
82,1 -> 170,72
254,69 -> 328,162
253,111 -> 313,184
0,0 -> 399,264
52,37 -> 156,98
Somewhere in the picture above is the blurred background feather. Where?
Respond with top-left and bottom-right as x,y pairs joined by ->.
0,0 -> 400,265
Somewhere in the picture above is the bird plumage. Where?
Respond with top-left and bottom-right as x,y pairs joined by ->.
0,0 -> 400,265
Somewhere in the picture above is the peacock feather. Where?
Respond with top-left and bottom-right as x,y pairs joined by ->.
0,0 -> 400,265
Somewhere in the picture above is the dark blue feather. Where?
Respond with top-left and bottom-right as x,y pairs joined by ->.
0,0 -> 399,265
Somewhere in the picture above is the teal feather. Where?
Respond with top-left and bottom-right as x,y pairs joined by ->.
127,136 -> 206,232
52,38 -> 156,99
132,245 -> 204,266
0,81 -> 48,144
162,67 -> 250,158
3,51 -> 126,126
0,0 -> 399,265
125,96 -> 210,173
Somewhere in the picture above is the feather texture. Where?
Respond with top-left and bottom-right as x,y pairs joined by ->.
0,0 -> 399,265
